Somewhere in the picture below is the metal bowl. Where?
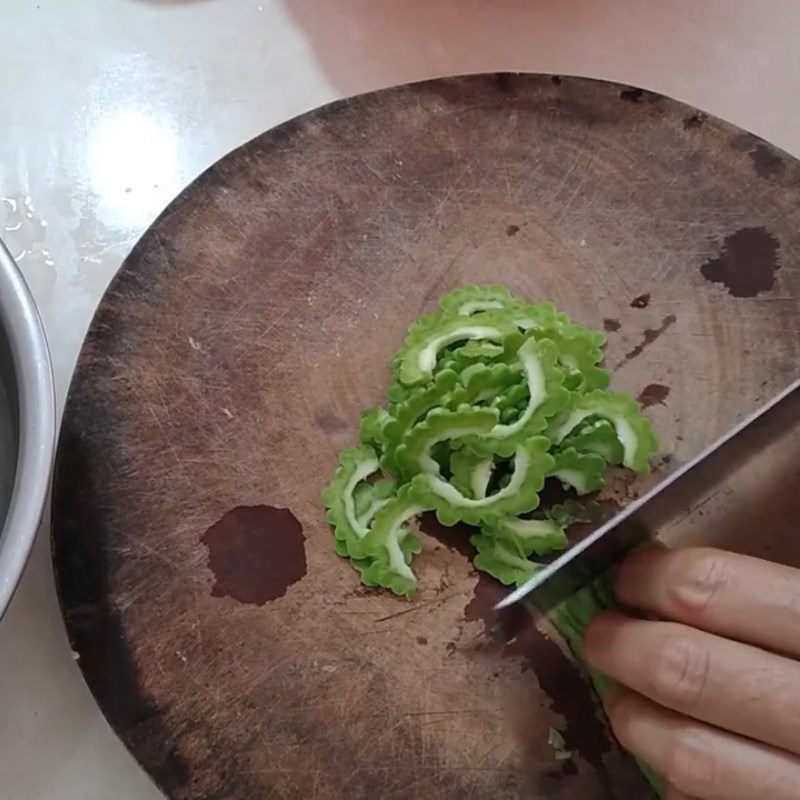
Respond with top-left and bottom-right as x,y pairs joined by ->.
0,239 -> 55,620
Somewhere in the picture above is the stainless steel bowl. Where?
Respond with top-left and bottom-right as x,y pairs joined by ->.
0,239 -> 55,620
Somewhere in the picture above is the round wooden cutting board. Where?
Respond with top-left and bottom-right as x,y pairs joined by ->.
53,75 -> 800,800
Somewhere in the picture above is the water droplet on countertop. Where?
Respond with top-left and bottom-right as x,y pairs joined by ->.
2,194 -> 55,268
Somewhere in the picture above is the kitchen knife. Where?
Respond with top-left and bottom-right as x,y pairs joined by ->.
495,377 -> 800,611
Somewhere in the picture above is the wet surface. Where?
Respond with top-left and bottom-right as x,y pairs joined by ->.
537,760 -> 580,795
463,573 -> 614,790
559,500 -> 621,546
637,383 -> 670,408
421,508 -> 617,784
629,293 -> 650,309
700,227 -> 780,297
423,506 -> 616,787
202,506 -> 306,605
603,318 -> 621,332
418,512 -> 476,558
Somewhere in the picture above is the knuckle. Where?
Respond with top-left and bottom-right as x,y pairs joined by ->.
670,549 -> 733,614
650,633 -> 710,710
664,729 -> 718,796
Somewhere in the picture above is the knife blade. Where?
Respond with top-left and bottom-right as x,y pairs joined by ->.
495,377 -> 800,611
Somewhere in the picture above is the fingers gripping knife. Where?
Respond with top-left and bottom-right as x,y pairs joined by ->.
496,378 -> 800,612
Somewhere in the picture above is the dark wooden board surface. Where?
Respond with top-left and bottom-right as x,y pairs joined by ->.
52,74 -> 800,800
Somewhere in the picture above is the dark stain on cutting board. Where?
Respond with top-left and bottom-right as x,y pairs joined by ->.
730,132 -> 786,178
51,75 -> 800,800
619,87 -> 658,104
614,315 -> 677,370
700,227 -> 781,297
683,112 -> 705,130
202,506 -> 306,605
751,145 -> 785,179
638,383 -> 670,409
314,408 -> 348,433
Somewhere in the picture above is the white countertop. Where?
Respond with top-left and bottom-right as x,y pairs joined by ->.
2,2 -> 799,797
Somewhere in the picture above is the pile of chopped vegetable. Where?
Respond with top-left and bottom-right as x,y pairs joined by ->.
322,284 -> 663,796
322,284 -> 658,598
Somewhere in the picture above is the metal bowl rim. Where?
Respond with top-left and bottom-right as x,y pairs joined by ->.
0,240 -> 56,620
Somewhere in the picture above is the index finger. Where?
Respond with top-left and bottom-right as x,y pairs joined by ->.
616,546 -> 800,659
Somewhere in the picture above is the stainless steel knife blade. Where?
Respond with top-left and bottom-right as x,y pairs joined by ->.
495,377 -> 800,611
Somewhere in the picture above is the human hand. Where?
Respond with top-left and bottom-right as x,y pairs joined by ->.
584,546 -> 800,800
